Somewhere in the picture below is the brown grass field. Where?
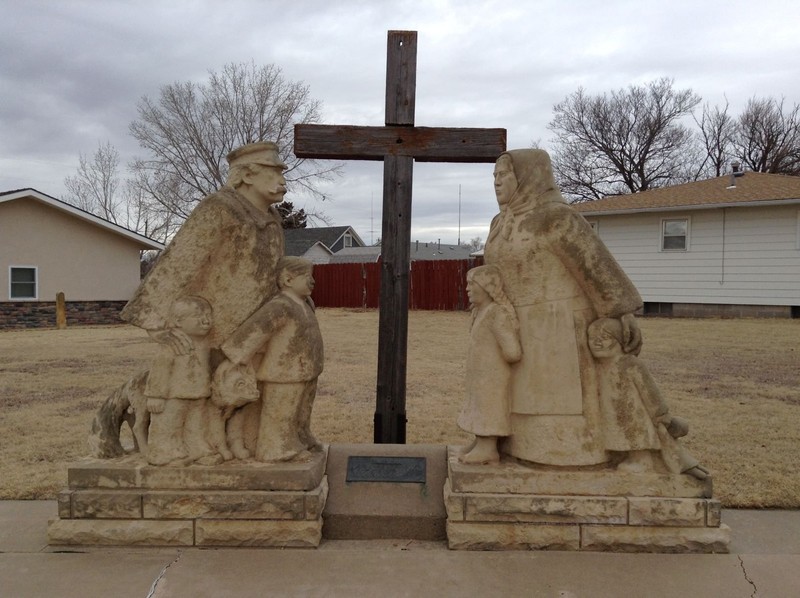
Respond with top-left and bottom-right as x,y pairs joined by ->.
1,309 -> 798,507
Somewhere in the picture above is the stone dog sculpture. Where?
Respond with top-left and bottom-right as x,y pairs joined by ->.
89,142 -> 321,464
471,148 -> 704,478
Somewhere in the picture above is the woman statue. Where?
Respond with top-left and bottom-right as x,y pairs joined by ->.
483,149 -> 642,466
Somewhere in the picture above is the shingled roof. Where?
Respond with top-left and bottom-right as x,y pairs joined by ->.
572,172 -> 800,215
0,187 -> 165,249
284,226 -> 354,255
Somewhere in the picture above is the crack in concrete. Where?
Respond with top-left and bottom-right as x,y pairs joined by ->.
146,550 -> 183,598
738,555 -> 757,598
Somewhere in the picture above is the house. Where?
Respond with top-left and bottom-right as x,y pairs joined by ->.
284,226 -> 365,264
0,188 -> 164,328
572,171 -> 800,318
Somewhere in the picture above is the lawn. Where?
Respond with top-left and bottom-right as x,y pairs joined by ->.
1,309 -> 798,507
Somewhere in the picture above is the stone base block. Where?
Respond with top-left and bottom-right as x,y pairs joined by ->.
322,443 -> 447,540
445,447 -> 729,553
50,449 -> 329,548
447,447 -> 711,498
67,447 -> 327,491
446,521 -> 580,551
47,519 -> 193,546
195,519 -> 322,547
581,523 -> 731,553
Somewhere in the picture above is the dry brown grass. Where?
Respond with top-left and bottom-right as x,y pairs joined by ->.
1,310 -> 798,507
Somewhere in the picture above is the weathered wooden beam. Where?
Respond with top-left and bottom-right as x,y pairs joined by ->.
386,30 -> 417,126
294,124 -> 506,163
374,154 -> 413,443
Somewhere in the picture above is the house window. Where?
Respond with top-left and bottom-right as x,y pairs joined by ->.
10,266 -> 38,299
343,232 -> 353,248
661,218 -> 688,251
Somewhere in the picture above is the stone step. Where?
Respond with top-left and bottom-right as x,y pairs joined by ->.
322,443 -> 447,541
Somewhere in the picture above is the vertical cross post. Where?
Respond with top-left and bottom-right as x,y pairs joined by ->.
374,31 -> 416,443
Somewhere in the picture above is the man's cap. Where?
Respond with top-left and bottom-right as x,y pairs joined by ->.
226,141 -> 287,170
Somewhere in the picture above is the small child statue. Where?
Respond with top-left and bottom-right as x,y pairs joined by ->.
145,296 -> 221,466
587,318 -> 709,479
220,257 -> 324,462
458,265 -> 522,464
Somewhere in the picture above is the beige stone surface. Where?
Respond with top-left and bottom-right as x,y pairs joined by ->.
447,448 -> 711,497
465,494 -> 628,524
142,490 -> 304,520
443,479 -> 465,521
323,444 -> 447,541
457,265 -> 521,465
484,149 -> 642,466
447,521 -> 580,551
707,499 -> 722,527
68,458 -> 140,489
304,475 -> 329,520
220,257 -> 324,463
581,523 -> 731,553
628,497 -> 706,527
68,448 -> 327,492
57,490 -> 72,519
92,142 -> 291,462
195,518 -> 322,547
47,518 -> 193,546
72,490 -> 142,519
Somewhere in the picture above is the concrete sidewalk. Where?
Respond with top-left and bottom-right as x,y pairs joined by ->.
1,501 -> 798,597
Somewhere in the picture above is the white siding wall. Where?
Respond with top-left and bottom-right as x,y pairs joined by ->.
594,206 -> 800,306
301,244 -> 332,264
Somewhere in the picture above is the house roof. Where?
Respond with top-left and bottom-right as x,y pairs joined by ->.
284,226 -> 363,256
326,242 -> 475,263
0,188 -> 165,250
572,172 -> 800,216
328,246 -> 382,264
410,241 -> 474,261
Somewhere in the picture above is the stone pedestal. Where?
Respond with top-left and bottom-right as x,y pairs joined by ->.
322,443 -> 447,540
48,448 -> 328,548
444,447 -> 730,553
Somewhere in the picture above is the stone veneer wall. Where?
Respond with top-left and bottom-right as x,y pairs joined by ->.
642,302 -> 794,319
0,301 -> 127,329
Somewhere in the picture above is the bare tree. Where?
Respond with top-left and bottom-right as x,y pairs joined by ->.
64,141 -> 179,244
693,100 -> 736,178
129,61 -> 341,218
548,78 -> 701,202
462,236 -> 484,252
734,97 -> 800,175
64,141 -> 123,222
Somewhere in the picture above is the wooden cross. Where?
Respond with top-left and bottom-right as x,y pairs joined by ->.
294,30 -> 506,443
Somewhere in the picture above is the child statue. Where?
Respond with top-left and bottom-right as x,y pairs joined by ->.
587,318 -> 709,479
145,296 -> 220,466
220,257 -> 324,462
458,265 -> 522,464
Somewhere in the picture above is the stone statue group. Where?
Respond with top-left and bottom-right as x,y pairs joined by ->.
91,141 -> 706,480
91,142 -> 324,465
458,149 -> 707,479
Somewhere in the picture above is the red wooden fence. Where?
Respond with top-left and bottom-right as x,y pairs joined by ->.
311,258 -> 484,310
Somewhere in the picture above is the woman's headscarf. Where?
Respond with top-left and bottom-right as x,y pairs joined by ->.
489,149 -> 567,242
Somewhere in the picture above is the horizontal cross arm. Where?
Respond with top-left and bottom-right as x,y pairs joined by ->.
294,124 -> 506,163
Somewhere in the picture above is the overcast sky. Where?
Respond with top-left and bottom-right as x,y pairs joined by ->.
2,0 -> 799,244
